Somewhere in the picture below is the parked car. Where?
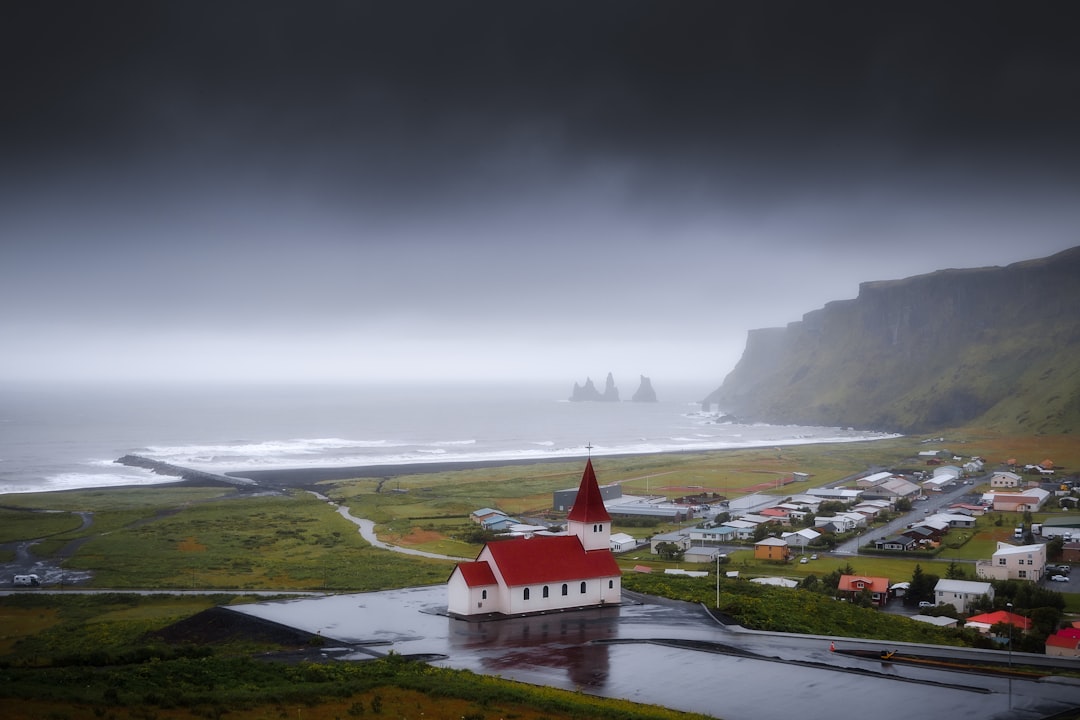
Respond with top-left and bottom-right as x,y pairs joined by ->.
1054,565 -> 1071,574
918,601 -> 934,609
1050,575 -> 1069,582
810,554 -> 818,560
799,557 -> 809,564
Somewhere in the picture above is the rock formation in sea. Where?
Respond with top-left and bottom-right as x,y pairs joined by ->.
631,375 -> 657,402
570,372 -> 620,402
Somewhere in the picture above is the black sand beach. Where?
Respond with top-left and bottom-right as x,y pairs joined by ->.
225,455 -> 596,489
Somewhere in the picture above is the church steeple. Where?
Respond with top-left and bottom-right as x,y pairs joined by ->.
566,458 -> 611,551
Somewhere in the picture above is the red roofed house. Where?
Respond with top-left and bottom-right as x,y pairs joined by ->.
1046,628 -> 1080,657
963,610 -> 1033,635
837,574 -> 890,607
447,459 -> 622,617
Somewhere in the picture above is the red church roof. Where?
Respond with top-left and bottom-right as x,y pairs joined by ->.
454,561 -> 498,587
485,535 -> 620,586
566,458 -> 611,523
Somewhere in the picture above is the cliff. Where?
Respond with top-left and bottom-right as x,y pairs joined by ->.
703,246 -> 1080,434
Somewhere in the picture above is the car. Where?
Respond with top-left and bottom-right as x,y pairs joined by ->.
810,554 -> 818,560
1050,575 -> 1069,582
799,557 -> 808,564
1054,565 -> 1071,574
918,601 -> 934,609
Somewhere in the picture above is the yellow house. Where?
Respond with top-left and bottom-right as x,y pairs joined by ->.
754,537 -> 791,562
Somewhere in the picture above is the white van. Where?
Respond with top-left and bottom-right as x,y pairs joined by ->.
13,574 -> 41,587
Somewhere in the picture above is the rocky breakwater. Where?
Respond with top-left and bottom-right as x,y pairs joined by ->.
116,454 -> 258,488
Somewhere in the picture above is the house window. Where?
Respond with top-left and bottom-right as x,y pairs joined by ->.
998,558 -> 1007,565
1019,570 -> 1027,578
523,588 -> 530,601
482,590 -> 487,600
543,586 -> 549,598
580,581 -> 587,594
561,584 -> 568,596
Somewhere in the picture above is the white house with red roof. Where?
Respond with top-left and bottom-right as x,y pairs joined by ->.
447,459 -> 622,617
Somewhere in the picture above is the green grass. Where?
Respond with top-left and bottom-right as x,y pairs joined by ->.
0,508 -> 86,543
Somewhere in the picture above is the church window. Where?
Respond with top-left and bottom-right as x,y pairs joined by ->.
481,590 -> 487,600
561,584 -> 568,596
608,579 -> 614,589
523,588 -> 530,601
580,581 -> 587,594
543,585 -> 549,598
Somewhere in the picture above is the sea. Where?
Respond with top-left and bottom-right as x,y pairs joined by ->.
0,381 -> 898,495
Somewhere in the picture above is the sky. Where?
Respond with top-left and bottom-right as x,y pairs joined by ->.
2,2 -> 1079,393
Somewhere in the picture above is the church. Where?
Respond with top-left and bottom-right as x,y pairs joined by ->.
447,458 -> 622,617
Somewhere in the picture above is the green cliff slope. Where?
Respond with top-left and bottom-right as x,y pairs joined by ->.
704,246 -> 1080,434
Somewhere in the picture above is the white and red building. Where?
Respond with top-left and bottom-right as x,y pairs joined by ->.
447,459 -> 622,617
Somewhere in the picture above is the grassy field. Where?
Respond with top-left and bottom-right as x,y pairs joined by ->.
1,431 -> 1077,719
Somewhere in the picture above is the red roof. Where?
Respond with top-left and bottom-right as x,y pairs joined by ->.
1047,633 -> 1080,650
454,561 -> 498,587
566,458 -> 611,523
837,575 -> 890,594
1056,627 -> 1080,639
966,610 -> 1032,631
484,535 -> 620,586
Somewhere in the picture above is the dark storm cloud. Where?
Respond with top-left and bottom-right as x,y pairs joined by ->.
2,2 -> 1079,384
6,1 -> 1079,211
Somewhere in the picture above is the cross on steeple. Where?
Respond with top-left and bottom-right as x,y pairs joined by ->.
586,442 -> 593,457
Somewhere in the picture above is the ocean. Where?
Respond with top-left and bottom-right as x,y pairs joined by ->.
0,381 -> 896,495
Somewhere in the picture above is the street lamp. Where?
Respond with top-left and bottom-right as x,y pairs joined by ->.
1006,602 -> 1013,709
716,552 -> 720,609
1006,602 -> 1013,667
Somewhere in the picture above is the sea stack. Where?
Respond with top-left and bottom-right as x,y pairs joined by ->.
570,373 -> 620,402
631,375 -> 657,402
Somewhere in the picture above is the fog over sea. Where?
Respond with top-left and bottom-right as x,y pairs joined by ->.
0,382 -> 898,495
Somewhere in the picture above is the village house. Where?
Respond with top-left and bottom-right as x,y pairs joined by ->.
856,471 -> 895,489
924,512 -> 976,529
902,525 -> 944,547
649,529 -> 691,554
609,532 -> 637,553
813,512 -> 867,533
932,579 -> 994,614
447,459 -> 621,617
837,574 -> 890,607
773,502 -> 813,522
753,536 -> 790,562
964,610 -> 1032,636
983,488 -> 1050,513
975,542 -> 1047,582
990,471 -> 1022,489
470,508 -> 506,525
688,525 -> 737,545
1046,629 -> 1080,658
1038,517 -> 1080,541
721,519 -> 761,540
781,527 -> 821,551
807,487 -> 863,502
759,507 -> 792,524
948,503 -> 988,517
874,535 -> 918,552
852,499 -> 892,519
